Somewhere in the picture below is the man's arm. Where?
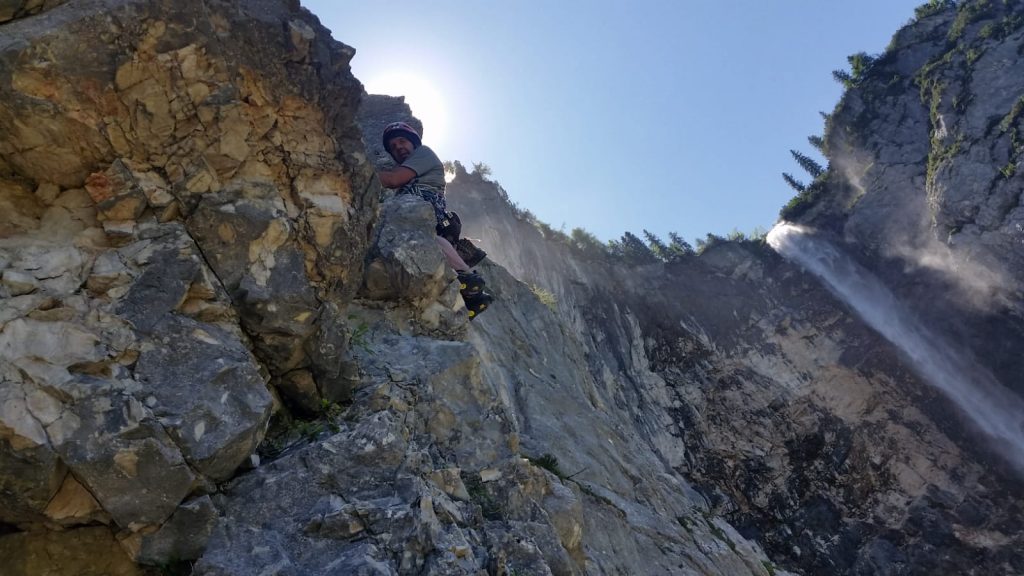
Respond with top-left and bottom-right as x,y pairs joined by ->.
378,166 -> 417,188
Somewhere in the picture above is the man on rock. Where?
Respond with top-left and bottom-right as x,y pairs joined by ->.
376,121 -> 493,319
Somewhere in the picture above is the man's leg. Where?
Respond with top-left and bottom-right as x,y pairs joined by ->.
436,236 -> 470,272
437,235 -> 492,319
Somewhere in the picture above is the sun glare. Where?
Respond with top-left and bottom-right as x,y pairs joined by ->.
364,72 -> 449,150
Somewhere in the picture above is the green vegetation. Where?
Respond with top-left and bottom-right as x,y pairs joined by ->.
608,231 -> 659,265
995,97 -> 1024,180
848,52 -> 877,82
527,453 -> 564,477
705,517 -> 738,552
694,232 -> 726,254
348,316 -> 371,352
790,150 -> 825,179
762,560 -> 778,576
832,52 -> 878,88
926,134 -> 964,186
257,400 -> 345,461
534,219 -> 571,244
975,13 -> 1023,41
529,284 -> 558,311
471,161 -> 492,178
998,96 -> 1024,133
462,471 -> 502,520
780,179 -> 828,221
915,0 -> 955,20
780,141 -> 831,220
949,0 -> 992,41
807,134 -> 826,153
667,232 -> 696,257
676,515 -> 693,534
782,172 -> 806,193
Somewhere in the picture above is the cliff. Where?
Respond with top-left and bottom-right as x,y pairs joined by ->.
0,1 -> 776,574
436,1 -> 1024,573
792,0 -> 1024,394
1,1 -> 1022,575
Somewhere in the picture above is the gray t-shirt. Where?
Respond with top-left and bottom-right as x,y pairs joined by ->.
400,145 -> 446,192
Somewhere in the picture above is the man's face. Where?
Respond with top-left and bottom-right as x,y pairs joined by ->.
387,136 -> 415,163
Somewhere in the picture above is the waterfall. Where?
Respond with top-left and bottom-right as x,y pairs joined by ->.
767,223 -> 1024,473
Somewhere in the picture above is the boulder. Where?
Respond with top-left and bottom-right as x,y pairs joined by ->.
363,195 -> 452,304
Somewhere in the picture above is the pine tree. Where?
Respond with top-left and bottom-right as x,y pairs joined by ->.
807,135 -> 825,152
570,227 -> 604,256
694,232 -> 725,255
790,149 -> 825,179
643,230 -> 670,262
667,232 -> 695,257
471,161 -> 492,177
619,231 -> 658,265
847,52 -> 876,81
782,172 -> 807,192
606,238 -> 623,259
832,69 -> 852,86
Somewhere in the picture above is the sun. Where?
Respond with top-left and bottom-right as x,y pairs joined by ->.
364,71 -> 449,151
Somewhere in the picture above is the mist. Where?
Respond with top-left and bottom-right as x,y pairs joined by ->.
768,223 -> 1024,474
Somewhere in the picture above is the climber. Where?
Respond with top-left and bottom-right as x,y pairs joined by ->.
377,121 -> 493,319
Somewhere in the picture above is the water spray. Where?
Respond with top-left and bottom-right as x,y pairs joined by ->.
768,222 -> 1024,474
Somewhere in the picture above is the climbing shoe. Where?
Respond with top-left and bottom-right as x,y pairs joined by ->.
456,238 -> 487,268
464,291 -> 493,320
457,270 -> 486,297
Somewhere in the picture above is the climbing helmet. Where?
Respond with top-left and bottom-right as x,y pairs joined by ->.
382,121 -> 422,152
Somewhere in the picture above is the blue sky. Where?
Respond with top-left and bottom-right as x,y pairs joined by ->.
302,0 -> 924,243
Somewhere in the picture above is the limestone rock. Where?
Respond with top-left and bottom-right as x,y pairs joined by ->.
0,0 -> 373,562
2,269 -> 38,295
806,1 -> 1024,398
43,473 -> 107,527
52,397 -> 196,529
428,468 -> 471,502
84,161 -> 148,223
0,526 -> 143,576
363,195 -> 452,304
6,0 -> 1022,575
277,369 -> 322,416
135,496 -> 219,566
351,329 -> 515,470
133,314 -> 272,481
193,414 -> 417,574
0,375 -> 66,525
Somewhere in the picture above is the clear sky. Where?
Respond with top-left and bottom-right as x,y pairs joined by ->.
302,0 -> 924,244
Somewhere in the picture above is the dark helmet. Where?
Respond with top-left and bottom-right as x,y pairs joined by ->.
382,122 -> 422,152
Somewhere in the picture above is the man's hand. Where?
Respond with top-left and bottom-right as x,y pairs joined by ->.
378,166 -> 416,188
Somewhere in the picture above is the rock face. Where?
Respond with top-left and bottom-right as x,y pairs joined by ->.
0,0 -> 376,569
2,1 -> 1022,575
439,3 -> 1024,574
797,0 -> 1024,394
194,196 -> 777,576
1,2 -> 779,574
447,165 -> 1024,575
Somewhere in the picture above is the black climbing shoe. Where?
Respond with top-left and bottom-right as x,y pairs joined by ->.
457,270 -> 486,297
464,291 -> 493,320
456,238 -> 487,268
